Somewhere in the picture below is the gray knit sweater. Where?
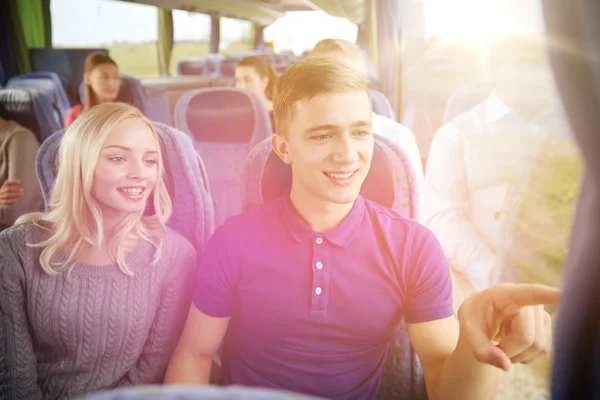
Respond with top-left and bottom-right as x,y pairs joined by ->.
0,222 -> 197,400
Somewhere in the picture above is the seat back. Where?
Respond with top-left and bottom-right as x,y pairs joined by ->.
36,122 -> 215,255
443,80 -> 494,123
0,87 -> 59,142
8,73 -> 70,127
29,48 -> 108,105
174,87 -> 272,228
370,89 -> 396,120
240,134 -> 423,399
79,74 -> 147,114
7,72 -> 70,119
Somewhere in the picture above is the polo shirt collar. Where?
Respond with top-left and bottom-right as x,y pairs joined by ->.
280,194 -> 365,248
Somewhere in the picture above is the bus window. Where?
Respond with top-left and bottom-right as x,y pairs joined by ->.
170,11 -> 211,75
220,17 -> 254,53
51,0 -> 158,76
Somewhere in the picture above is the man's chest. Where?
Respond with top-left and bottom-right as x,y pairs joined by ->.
234,242 -> 406,347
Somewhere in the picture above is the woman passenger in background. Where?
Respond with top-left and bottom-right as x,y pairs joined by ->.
235,56 -> 278,133
65,51 -> 121,127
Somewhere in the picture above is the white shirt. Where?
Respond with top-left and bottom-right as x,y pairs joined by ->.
372,112 -> 424,220
423,91 -> 566,291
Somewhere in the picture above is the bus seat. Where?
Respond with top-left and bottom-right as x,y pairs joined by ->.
443,80 -> 494,123
176,58 -> 208,76
174,87 -> 272,228
205,54 -> 223,76
220,58 -> 239,78
145,93 -> 172,125
76,385 -> 325,400
7,72 -> 70,117
8,72 -> 70,125
240,134 -> 424,399
0,87 -> 60,142
36,122 -> 215,256
370,89 -> 396,120
78,74 -> 147,114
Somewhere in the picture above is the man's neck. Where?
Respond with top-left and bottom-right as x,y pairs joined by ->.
289,186 -> 354,233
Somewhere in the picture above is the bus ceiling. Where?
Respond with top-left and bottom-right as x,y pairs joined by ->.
116,0 -> 369,25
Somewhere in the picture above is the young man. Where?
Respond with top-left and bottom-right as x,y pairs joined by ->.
309,38 -> 425,215
165,57 -> 558,400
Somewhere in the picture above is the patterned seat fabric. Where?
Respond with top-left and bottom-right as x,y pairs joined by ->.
174,87 -> 271,229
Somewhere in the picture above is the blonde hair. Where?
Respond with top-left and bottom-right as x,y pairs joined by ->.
17,103 -> 172,275
272,56 -> 371,136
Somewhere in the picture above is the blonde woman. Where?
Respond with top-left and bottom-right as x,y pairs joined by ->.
0,103 -> 197,399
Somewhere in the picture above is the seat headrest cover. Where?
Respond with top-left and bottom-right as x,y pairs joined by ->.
174,87 -> 272,145
0,88 -> 42,138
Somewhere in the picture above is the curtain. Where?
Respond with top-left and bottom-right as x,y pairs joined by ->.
157,8 -> 174,76
17,0 -> 52,48
3,0 -> 32,74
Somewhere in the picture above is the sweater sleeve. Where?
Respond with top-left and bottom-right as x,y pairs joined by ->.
119,235 -> 198,385
0,126 -> 42,226
0,244 -> 43,399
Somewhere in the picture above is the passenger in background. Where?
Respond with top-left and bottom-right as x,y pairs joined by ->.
424,40 -> 562,297
0,103 -> 197,399
235,56 -> 278,133
423,40 -> 565,400
0,111 -> 42,231
309,39 -> 425,215
64,52 -> 121,127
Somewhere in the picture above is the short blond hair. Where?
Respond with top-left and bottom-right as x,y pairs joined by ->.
272,56 -> 370,136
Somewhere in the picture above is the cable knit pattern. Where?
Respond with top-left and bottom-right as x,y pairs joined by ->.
0,222 -> 197,400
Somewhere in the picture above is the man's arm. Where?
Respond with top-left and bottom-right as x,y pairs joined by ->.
408,317 -> 499,400
423,125 -> 496,291
409,284 -> 557,400
164,224 -> 237,384
164,306 -> 230,384
403,228 -> 556,400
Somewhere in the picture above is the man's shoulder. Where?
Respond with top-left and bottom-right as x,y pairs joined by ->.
363,198 -> 419,232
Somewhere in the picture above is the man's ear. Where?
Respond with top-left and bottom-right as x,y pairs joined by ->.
271,134 -> 292,165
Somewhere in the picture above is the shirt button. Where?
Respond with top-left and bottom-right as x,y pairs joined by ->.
316,262 -> 323,269
315,287 -> 322,295
316,238 -> 323,244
